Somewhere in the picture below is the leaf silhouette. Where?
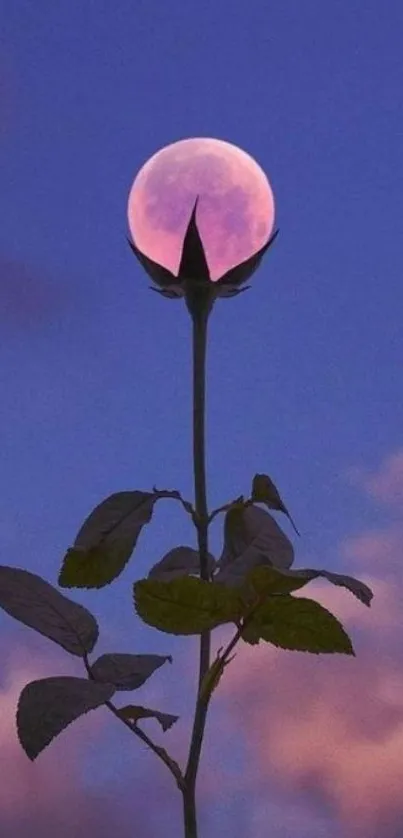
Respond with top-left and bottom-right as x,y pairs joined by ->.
243,596 -> 355,655
134,576 -> 242,635
127,236 -> 177,289
241,564 -> 373,608
214,502 -> 294,587
0,566 -> 98,656
241,564 -> 314,601
215,228 -> 279,290
16,676 -> 115,760
90,653 -> 172,690
148,546 -> 216,581
287,567 -> 374,607
178,197 -> 210,284
117,704 -> 179,732
198,647 -> 237,703
149,284 -> 184,298
59,490 -> 161,589
251,473 -> 300,535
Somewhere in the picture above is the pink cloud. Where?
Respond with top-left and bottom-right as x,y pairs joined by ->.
0,629 -> 181,837
345,450 -> 403,508
210,449 -> 403,836
0,624 -> 240,836
215,587 -> 403,834
1,447 -> 403,836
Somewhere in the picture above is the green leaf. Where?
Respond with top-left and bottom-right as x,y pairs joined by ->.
280,567 -> 373,607
198,647 -> 237,703
16,676 -> 115,761
133,576 -> 242,635
214,502 -> 294,588
242,596 -> 355,655
239,622 -> 261,645
0,566 -> 99,657
241,564 -> 373,608
148,546 -> 216,581
117,704 -> 178,732
251,473 -> 300,535
241,564 -> 310,602
59,490 -> 161,589
90,653 -> 172,691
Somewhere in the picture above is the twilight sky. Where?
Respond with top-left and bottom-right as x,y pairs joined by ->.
1,3 -> 403,836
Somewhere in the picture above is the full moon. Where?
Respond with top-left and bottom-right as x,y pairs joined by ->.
127,137 -> 275,282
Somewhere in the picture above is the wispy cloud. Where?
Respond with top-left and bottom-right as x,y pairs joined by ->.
345,450 -> 403,508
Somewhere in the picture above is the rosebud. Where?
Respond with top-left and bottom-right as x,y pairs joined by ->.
127,197 -> 279,311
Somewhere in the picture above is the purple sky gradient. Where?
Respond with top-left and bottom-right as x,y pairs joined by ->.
1,3 -> 403,836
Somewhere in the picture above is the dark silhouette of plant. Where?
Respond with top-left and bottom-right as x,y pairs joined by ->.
0,198 -> 373,838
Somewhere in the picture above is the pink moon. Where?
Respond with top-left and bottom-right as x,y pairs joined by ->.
127,137 -> 275,282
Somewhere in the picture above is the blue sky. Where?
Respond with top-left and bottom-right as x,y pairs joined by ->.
1,3 -> 403,836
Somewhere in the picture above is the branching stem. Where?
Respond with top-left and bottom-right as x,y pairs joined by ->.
82,652 -> 185,791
